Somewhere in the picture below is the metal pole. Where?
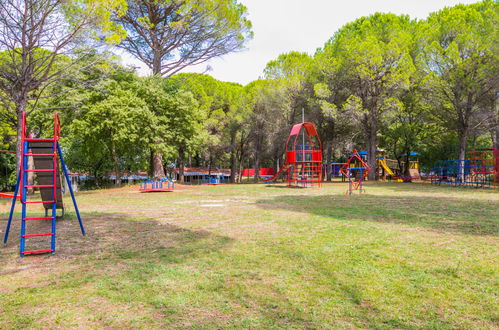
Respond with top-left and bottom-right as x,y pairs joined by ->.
3,171 -> 20,244
302,108 -> 305,187
56,143 -> 85,236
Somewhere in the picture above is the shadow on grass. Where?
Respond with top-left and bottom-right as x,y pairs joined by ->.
255,191 -> 498,236
377,181 -> 499,195
0,213 -> 235,327
0,212 -> 232,271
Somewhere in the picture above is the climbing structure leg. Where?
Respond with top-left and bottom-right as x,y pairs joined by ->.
57,143 -> 85,236
3,172 -> 20,244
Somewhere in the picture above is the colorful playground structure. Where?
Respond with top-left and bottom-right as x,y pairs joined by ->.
139,178 -> 175,192
340,149 -> 371,194
431,148 -> 499,189
202,174 -> 226,185
3,112 -> 85,257
324,151 -> 420,182
265,122 -> 323,188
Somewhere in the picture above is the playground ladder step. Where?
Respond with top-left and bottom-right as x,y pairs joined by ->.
23,216 -> 54,221
24,138 -> 56,142
22,249 -> 54,255
24,153 -> 55,157
22,233 -> 53,238
24,184 -> 55,188
24,200 -> 55,204
24,169 -> 54,172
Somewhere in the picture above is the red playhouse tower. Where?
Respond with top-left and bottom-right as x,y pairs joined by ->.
266,122 -> 323,188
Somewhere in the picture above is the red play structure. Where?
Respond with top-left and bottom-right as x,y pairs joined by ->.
340,149 -> 370,195
265,122 -> 322,188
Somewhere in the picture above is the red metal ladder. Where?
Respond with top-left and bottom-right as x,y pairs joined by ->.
19,115 -> 58,256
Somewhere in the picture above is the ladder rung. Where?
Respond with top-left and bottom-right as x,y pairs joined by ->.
24,153 -> 54,157
22,233 -> 53,237
22,249 -> 53,254
23,216 -> 53,221
25,185 -> 55,188
25,138 -> 56,142
24,200 -> 55,204
24,169 -> 54,172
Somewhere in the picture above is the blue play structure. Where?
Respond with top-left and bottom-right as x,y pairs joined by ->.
139,178 -> 174,192
323,163 -> 344,178
202,175 -> 226,185
431,160 -> 472,185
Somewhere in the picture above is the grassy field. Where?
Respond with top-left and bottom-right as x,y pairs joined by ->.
0,182 -> 498,329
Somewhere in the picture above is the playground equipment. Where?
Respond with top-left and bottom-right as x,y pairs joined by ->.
431,148 -> 499,189
349,150 -> 419,182
378,158 -> 403,182
139,178 -> 174,192
3,112 -> 85,257
0,150 -> 19,198
203,174 -> 226,185
340,149 -> 370,195
264,122 -> 322,188
241,168 -> 275,182
322,162 -> 347,180
404,152 -> 421,180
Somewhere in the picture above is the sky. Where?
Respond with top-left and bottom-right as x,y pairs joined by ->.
121,0 -> 479,85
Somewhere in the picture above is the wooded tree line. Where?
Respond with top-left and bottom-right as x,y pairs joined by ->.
0,0 -> 497,187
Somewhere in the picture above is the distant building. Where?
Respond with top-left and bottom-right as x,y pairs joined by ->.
174,167 -> 232,184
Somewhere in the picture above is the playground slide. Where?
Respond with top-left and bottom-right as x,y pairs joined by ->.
379,159 -> 403,182
263,163 -> 291,182
31,142 -> 64,210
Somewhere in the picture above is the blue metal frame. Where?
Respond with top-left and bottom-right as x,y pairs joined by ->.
140,178 -> 174,191
3,171 -> 20,244
20,141 -> 28,257
57,143 -> 85,236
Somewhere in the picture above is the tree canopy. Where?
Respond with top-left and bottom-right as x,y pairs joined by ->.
0,0 -> 496,188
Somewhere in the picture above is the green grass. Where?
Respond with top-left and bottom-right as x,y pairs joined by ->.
0,182 -> 497,328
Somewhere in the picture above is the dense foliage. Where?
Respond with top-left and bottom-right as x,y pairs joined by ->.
0,0 -> 496,187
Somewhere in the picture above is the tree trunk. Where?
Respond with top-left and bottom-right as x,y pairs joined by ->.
150,50 -> 167,180
111,141 -> 121,187
253,135 -> 261,183
493,125 -> 499,149
457,124 -> 469,182
229,130 -> 237,183
365,118 -> 377,181
178,145 -> 185,183
27,154 -> 34,195
16,110 -> 24,175
326,141 -> 333,181
152,147 -> 165,179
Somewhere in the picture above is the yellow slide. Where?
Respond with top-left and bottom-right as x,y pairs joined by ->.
379,159 -> 403,182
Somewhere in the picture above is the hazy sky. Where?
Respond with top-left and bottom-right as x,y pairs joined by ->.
122,0 -> 479,85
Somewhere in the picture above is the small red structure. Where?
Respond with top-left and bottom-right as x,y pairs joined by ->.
340,149 -> 370,195
242,168 -> 275,177
469,148 -> 499,188
266,122 -> 322,188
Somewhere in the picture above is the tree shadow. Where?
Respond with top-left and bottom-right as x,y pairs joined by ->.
0,212 -> 232,271
255,192 -> 498,236
377,182 -> 499,195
